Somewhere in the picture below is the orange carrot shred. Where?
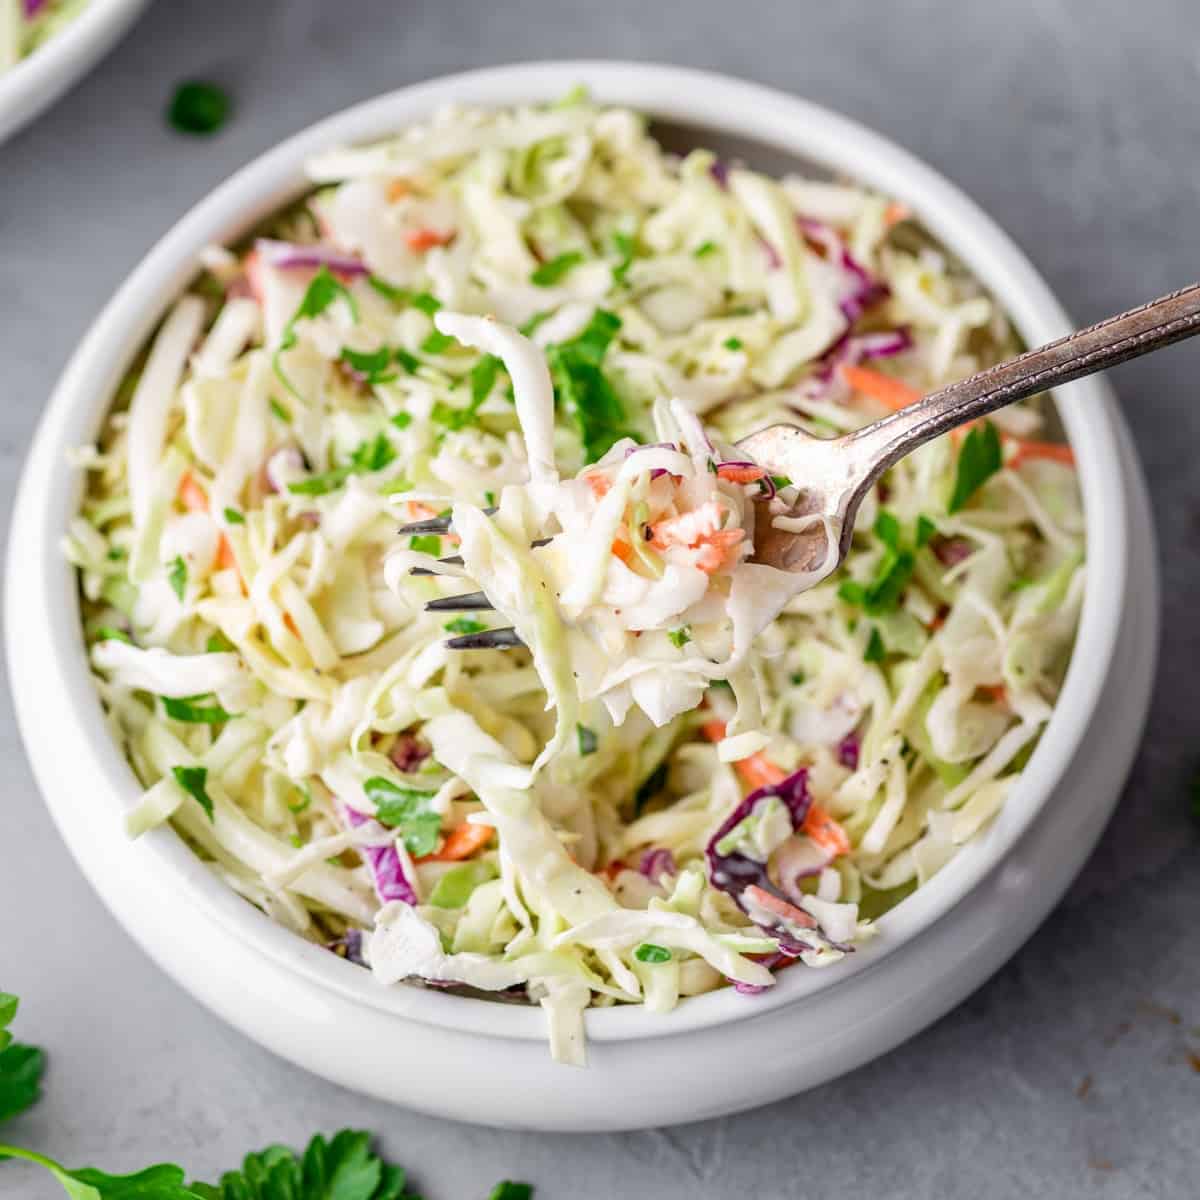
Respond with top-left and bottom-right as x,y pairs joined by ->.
405,228 -> 454,252
802,804 -> 852,857
840,364 -> 922,412
1006,438 -> 1076,468
743,885 -> 817,928
178,471 -> 209,513
419,821 -> 495,863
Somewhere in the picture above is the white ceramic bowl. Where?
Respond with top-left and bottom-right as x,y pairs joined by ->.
6,62 -> 1158,1130
0,0 -> 149,145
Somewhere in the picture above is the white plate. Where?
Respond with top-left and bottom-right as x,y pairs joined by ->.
5,62 -> 1158,1129
0,0 -> 150,145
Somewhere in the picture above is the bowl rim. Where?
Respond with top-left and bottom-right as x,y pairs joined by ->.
6,60 -> 1129,1047
0,0 -> 150,144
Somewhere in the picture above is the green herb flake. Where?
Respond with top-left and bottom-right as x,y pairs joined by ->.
444,617 -> 486,636
410,534 -> 441,555
167,80 -> 231,135
167,555 -> 187,602
519,311 -> 551,337
411,291 -> 441,315
863,627 -> 887,663
576,724 -> 598,756
611,231 -> 636,285
172,765 -> 214,821
667,627 -> 691,648
94,626 -> 132,644
288,783 -> 312,815
915,514 -> 937,547
771,474 -> 790,489
693,240 -> 718,259
340,345 -> 397,384
420,330 -> 455,355
723,336 -> 744,351
287,433 -> 396,496
205,631 -> 235,653
948,421 -> 1003,514
490,1183 -> 535,1200
838,509 -> 918,616
269,396 -> 291,423
470,354 -> 502,408
162,695 -> 237,725
393,347 -> 421,374
368,275 -> 410,304
390,411 -> 413,430
273,266 -> 359,399
364,776 -> 441,856
634,943 -> 672,964
530,250 -> 585,286
484,490 -> 497,507
789,671 -> 805,686
222,507 -> 245,525
0,991 -> 44,1123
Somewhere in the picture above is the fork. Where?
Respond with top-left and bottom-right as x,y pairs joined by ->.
402,282 -> 1200,649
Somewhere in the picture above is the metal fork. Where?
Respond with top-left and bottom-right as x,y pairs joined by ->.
402,282 -> 1200,649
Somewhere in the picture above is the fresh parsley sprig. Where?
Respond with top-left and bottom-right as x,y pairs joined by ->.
0,992 -> 43,1124
363,778 -> 441,857
273,267 -> 359,400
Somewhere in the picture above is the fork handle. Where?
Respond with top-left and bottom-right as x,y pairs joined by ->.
845,281 -> 1200,485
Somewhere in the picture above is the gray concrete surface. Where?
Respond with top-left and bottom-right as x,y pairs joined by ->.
2,0 -> 1199,1195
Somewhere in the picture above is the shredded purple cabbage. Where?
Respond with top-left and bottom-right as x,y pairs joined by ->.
798,217 -> 890,323
257,238 -> 369,278
23,0 -> 47,16
836,731 -> 860,770
705,769 -> 816,955
709,160 -> 730,189
340,803 -> 418,906
388,732 -> 431,773
326,928 -> 366,966
638,847 -> 677,882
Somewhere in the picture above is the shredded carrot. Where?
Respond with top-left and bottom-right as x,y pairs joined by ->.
839,364 -> 923,412
611,538 -> 634,564
283,613 -> 300,638
743,884 -> 817,928
584,472 -> 611,498
404,228 -> 454,252
716,463 -> 768,485
178,471 -> 209,513
242,248 -> 266,305
977,683 -> 1008,704
702,721 -> 852,858
1006,438 -> 1076,468
802,804 -> 852,857
693,528 -> 745,575
387,179 -> 412,202
419,821 -> 495,863
883,201 -> 912,228
216,537 -> 237,572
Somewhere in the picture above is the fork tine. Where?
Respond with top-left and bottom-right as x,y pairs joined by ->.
408,537 -> 551,577
425,591 -> 493,612
445,627 -> 523,650
398,505 -> 498,537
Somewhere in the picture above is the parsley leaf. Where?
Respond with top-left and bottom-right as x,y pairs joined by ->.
611,232 -> 636,285
0,1145 -> 199,1198
546,310 -> 633,463
723,336 -> 743,351
363,777 -> 441,857
576,724 -> 598,756
273,267 -> 359,399
167,81 -> 230,136
389,412 -> 412,430
443,617 -> 485,636
393,348 -> 420,374
0,992 -> 44,1124
420,330 -> 454,355
915,514 -> 937,547
367,276 -> 409,305
167,556 -> 187,602
837,510 -> 920,616
94,626 -> 132,644
489,1183 -> 534,1200
948,421 -> 1002,514
863,627 -> 887,663
287,434 -> 396,496
162,695 -> 236,725
667,627 -> 691,648
222,507 -> 244,525
634,943 -> 672,964
172,765 -> 214,822
470,354 -> 502,408
409,534 -> 441,555
411,292 -> 441,316
269,397 -> 291,423
530,250 -> 585,286
340,346 -> 397,385
205,631 -> 235,654
693,240 -> 717,258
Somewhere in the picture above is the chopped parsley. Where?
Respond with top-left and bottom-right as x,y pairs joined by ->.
611,231 -> 636,285
273,267 -> 358,399
288,783 -> 312,815
390,411 -> 412,430
420,330 -> 455,355
367,275 -> 409,304
166,80 -> 231,135
546,309 -> 634,463
94,626 -> 132,644
162,695 -> 237,724
409,534 -> 441,555
771,474 -> 790,489
171,765 -> 214,821
0,992 -> 43,1123
915,514 -> 937,547
166,555 -> 187,601
667,627 -> 691,648
530,250 -> 585,286
723,336 -> 744,351
222,507 -> 244,525
444,617 -> 486,636
484,490 -> 497,507
863,627 -> 887,663
634,943 -> 672,964
393,347 -> 421,374
948,421 -> 1002,514
489,1184 -> 534,1200
411,291 -> 441,315
470,353 -> 502,408
519,310 -> 552,337
838,509 -> 920,616
205,631 -> 235,653
693,240 -> 718,258
340,345 -> 397,384
269,396 -> 291,423
287,433 -> 396,496
363,776 -> 441,856
576,724 -> 598,756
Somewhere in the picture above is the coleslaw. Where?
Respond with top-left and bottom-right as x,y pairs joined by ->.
68,93 -> 1085,1064
1,0 -> 89,73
